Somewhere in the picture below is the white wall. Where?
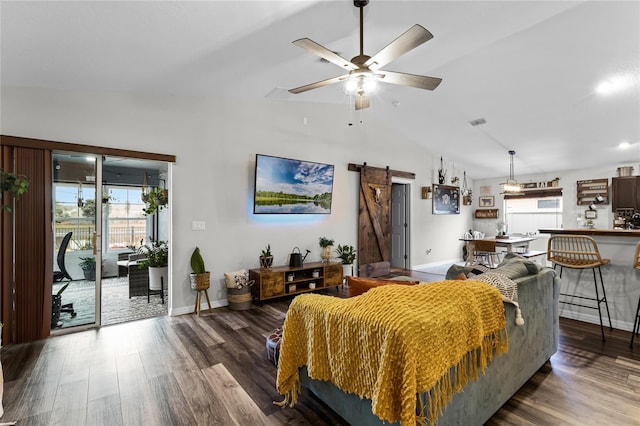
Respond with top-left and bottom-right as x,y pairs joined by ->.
1,86 -> 472,315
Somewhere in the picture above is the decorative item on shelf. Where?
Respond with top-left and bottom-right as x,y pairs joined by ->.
287,273 -> 294,282
551,177 -> 560,187
288,284 -> 297,293
138,240 -> 169,293
585,209 -> 597,219
260,244 -> 274,270
289,246 -> 310,267
474,209 -> 499,219
224,269 -> 254,311
319,237 -> 334,263
309,282 -> 316,289
585,219 -> 595,229
461,171 -> 472,205
142,187 -> 169,216
1,167 -> 30,212
421,186 -> 432,199
438,156 -> 447,184
312,269 -> 320,278
501,150 -> 523,195
335,244 -> 357,279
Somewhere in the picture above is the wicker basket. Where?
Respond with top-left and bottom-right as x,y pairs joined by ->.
190,272 -> 210,290
227,286 -> 252,310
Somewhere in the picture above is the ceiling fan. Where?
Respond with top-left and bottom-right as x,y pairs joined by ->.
288,0 -> 442,110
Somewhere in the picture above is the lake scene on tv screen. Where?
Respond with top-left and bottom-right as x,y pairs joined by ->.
254,154 -> 334,214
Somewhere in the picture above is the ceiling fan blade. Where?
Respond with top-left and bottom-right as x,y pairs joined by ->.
365,24 -> 433,70
377,70 -> 442,90
354,95 -> 370,110
288,74 -> 349,94
293,38 -> 359,70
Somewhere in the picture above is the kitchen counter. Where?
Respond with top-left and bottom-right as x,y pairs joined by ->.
538,228 -> 640,237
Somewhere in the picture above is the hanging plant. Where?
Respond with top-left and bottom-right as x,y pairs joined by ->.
1,168 -> 30,212
142,188 -> 169,216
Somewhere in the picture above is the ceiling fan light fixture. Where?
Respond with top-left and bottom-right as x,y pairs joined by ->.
344,73 -> 378,95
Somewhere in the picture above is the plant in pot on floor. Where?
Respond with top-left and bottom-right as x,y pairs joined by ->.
335,244 -> 357,278
79,256 -> 97,281
319,237 -> 334,263
190,247 -> 210,291
138,240 -> 169,293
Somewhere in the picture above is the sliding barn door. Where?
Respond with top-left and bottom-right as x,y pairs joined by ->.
358,166 -> 392,277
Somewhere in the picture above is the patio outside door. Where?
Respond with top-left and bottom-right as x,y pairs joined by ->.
51,153 -> 102,331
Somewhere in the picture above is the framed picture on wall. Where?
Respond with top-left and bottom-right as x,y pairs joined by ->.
479,196 -> 494,207
432,184 -> 460,215
585,209 -> 597,219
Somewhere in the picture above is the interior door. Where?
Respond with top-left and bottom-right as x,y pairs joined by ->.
391,183 -> 408,269
51,153 -> 102,331
357,166 -> 392,277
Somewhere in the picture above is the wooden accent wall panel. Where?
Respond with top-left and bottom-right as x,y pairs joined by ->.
2,147 -> 52,343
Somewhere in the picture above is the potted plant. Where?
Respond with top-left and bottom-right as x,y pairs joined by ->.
335,244 -> 357,278
142,187 -> 169,216
260,244 -> 273,270
138,240 -> 169,291
1,168 -> 30,212
319,237 -> 334,263
189,247 -> 210,291
79,256 -> 97,281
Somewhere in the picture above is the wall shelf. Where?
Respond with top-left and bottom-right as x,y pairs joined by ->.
576,179 -> 609,205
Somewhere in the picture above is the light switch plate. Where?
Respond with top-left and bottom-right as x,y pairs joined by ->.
192,221 -> 206,231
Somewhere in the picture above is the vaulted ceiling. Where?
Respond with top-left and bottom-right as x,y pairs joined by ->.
2,1 -> 638,179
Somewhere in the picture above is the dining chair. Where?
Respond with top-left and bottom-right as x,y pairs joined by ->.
547,235 -> 611,341
630,241 -> 640,348
473,240 -> 503,268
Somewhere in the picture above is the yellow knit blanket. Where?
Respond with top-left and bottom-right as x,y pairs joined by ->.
276,280 -> 508,425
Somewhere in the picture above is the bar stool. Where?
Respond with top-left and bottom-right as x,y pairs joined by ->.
547,235 -> 612,341
630,241 -> 640,348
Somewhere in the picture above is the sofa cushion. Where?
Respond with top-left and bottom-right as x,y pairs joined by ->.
445,264 -> 489,280
498,252 -> 542,274
347,276 -> 419,297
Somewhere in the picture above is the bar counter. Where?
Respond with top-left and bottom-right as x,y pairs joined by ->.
538,228 -> 640,334
538,228 -> 640,237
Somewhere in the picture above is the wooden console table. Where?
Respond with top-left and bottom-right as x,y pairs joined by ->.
249,261 -> 342,301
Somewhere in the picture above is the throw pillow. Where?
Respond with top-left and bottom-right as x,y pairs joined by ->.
347,276 -> 419,297
472,271 -> 525,325
224,269 -> 247,289
499,252 -> 542,274
454,272 -> 467,280
493,260 -> 530,280
445,264 -> 489,280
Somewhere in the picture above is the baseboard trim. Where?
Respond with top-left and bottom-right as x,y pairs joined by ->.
169,299 -> 228,316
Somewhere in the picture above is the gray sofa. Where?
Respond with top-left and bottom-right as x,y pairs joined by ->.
300,258 -> 560,425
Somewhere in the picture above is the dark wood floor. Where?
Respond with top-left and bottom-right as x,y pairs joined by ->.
2,282 -> 640,425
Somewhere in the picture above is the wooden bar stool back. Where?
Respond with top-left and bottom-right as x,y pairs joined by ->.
630,241 -> 640,348
547,235 -> 612,341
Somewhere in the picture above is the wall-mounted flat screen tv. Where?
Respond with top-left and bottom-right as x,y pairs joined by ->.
253,154 -> 334,214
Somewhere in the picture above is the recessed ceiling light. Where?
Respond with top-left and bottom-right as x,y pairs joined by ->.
619,141 -> 631,149
595,74 -> 634,95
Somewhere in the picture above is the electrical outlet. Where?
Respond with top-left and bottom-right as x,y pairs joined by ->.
191,221 -> 206,231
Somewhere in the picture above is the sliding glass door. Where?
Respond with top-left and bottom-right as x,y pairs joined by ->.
51,153 -> 102,331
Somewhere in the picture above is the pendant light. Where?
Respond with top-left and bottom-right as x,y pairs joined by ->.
502,150 -> 523,195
